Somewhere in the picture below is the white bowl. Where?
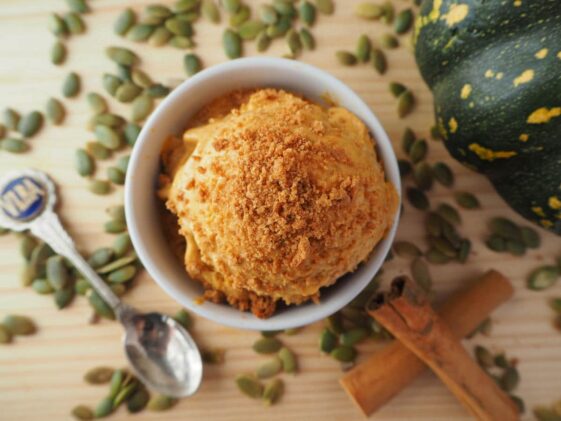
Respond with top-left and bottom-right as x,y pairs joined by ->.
125,57 -> 401,331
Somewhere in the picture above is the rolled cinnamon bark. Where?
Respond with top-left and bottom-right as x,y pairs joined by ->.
339,270 -> 514,417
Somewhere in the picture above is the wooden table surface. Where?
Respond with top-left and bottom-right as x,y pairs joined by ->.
0,1 -> 560,420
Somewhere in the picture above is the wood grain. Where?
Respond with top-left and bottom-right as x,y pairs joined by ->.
0,1 -> 560,420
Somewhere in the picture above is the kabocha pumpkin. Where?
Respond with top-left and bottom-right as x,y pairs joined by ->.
414,0 -> 561,235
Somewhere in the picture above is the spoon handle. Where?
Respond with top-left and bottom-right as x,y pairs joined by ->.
31,211 -> 122,312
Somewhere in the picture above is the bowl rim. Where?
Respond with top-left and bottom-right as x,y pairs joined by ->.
125,57 -> 401,330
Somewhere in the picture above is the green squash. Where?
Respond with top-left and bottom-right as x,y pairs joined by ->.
414,0 -> 561,235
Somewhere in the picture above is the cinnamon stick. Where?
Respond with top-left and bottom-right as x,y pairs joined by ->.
340,270 -> 514,416
368,276 -> 519,421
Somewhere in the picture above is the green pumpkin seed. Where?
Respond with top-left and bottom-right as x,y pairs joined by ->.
116,155 -> 130,174
127,24 -> 156,41
315,0 -> 334,14
115,82 -> 142,103
381,33 -> 399,49
0,324 -> 12,344
104,218 -> 127,233
299,28 -> 315,50
389,82 -> 406,98
355,3 -> 383,19
32,279 -> 53,294
223,29 -> 242,59
51,41 -> 66,65
21,263 -> 37,287
127,388 -> 149,413
520,226 -> 540,249
413,162 -> 433,191
123,123 -> 140,146
340,327 -> 369,346
54,287 -> 75,309
173,309 -> 193,330
88,291 -> 115,320
319,327 -> 337,353
75,147 -> 97,171
175,0 -> 199,13
326,313 -> 344,334
458,238 -> 472,263
356,34 -> 372,63
407,187 -> 429,210
93,397 -> 113,418
147,26 -> 172,46
509,395 -> 525,414
94,113 -> 125,128
239,20 -> 265,40
146,4 -> 172,19
147,395 -> 177,411
71,405 -> 94,420
425,248 -> 452,264
20,236 -> 37,261
107,265 -> 136,283
278,346 -> 297,373
30,242 -> 54,267
256,31 -> 272,52
436,204 -> 461,226
500,366 -> 519,392
336,51 -> 357,66
380,1 -> 394,24
489,217 -> 522,241
97,256 -> 137,274
411,257 -> 431,292
266,14 -> 291,37
474,345 -> 494,368
109,284 -> 126,297
401,127 -> 415,154
65,0 -> 89,14
75,278 -> 91,295
48,13 -> 68,37
169,35 -> 195,49
88,248 -> 114,269
165,17 -> 193,36
106,167 -> 125,185
430,124 -> 444,140
261,330 -> 282,338
263,378 -> 284,405
506,240 -> 526,256
131,95 -> 154,122
200,0 -> 220,23
425,213 -> 444,236
397,90 -> 415,118
432,162 -> 454,187
86,93 -> 108,114
222,0 -> 241,14
117,64 -> 132,82
256,357 -> 282,379
454,191 -> 480,209
486,234 -> 506,252
62,72 -> 80,98
330,345 -> 356,362
45,98 -> 65,125
341,307 -> 369,327
260,5 -> 278,24
46,255 -> 69,290
299,1 -> 316,26
3,108 -> 20,130
230,5 -> 250,26
89,179 -> 111,195
494,353 -> 508,369
183,53 -> 202,76
394,8 -> 413,34
236,374 -> 263,398
371,48 -> 387,74
286,29 -> 301,56
431,237 -> 457,258
527,266 -> 559,290
108,205 -> 125,222
114,383 -> 138,407
114,8 -> 135,35
3,315 -> 36,336
107,369 -> 124,400
393,241 -> 422,259
18,111 -> 43,138
253,337 -> 282,354
102,74 -> 123,96
112,233 -> 132,258
95,125 -> 121,149
273,0 -> 295,16
64,12 -> 85,34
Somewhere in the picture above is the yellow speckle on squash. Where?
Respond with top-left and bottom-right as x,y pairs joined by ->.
468,102 -> 475,108
540,219 -> 553,228
460,84 -> 472,99
485,69 -> 495,78
468,143 -> 517,161
449,117 -> 458,133
535,48 -> 548,59
558,51 -> 561,59
549,196 -> 561,210
513,69 -> 534,87
413,0 -> 443,45
496,72 -> 504,80
519,134 -> 529,142
441,4 -> 469,27
532,206 -> 546,217
527,107 -> 561,124
513,0 -> 522,6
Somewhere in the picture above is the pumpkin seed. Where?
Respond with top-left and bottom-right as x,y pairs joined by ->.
95,113 -> 125,128
146,4 -> 172,19
104,218 -> 127,233
102,74 -> 123,96
71,405 -> 94,420
259,5 -> 278,24
299,1 -> 316,26
326,313 -> 344,334
455,191 -> 480,209
509,395 -> 525,414
130,95 -> 153,122
380,1 -> 394,24
88,248 -> 114,269
122,124 -> 140,147
89,179 -> 111,195
107,265 -> 136,283
436,204 -> 461,226
85,143 -> 107,162
48,13 -> 68,37
430,124 -> 444,140
114,382 -> 137,407
21,263 -> 37,287
506,240 -> 526,256
65,0 -> 89,14
173,309 -> 193,330
168,35 -> 194,49
457,239 -> 471,263
75,278 -> 90,295
431,237 -> 457,258
46,255 -> 69,290
111,233 -> 131,258
340,327 -> 369,346
54,287 -> 74,309
520,226 -> 540,249
223,29 -> 242,59
273,0 -> 295,16
393,241 -> 422,259
407,187 -> 429,210
183,53 -> 202,76
18,111 -> 43,138
389,82 -> 406,98
32,279 -> 53,294
3,315 -> 36,336
397,90 -> 415,118
355,34 -> 372,63
146,26 -> 171,46
489,217 -> 522,241
175,0 -> 199,13
230,5 -> 249,26
425,248 -> 451,264
20,236 -> 37,261
200,0 -> 220,23
533,407 -> 561,421
474,345 -> 494,368
64,12 -> 85,34
235,374 -> 263,399
0,324 -> 12,344
116,155 -> 130,174
413,162 -> 433,191
62,72 -> 80,98
165,17 -> 193,36
255,31 -> 271,52
336,51 -> 357,66
115,82 -> 142,103
500,366 -> 519,392
400,129 -> 415,155
527,266 -> 559,291
45,98 -> 65,125
95,125 -> 122,149
253,337 -> 282,354
261,330 -> 281,338
267,14 -> 291,37
256,357 -> 282,379
319,327 -> 337,353
88,291 -> 115,320
114,8 -> 135,35
222,0 -> 241,14
286,29 -> 302,56
315,0 -> 333,14
3,108 -> 20,130
486,234 -> 506,252
97,256 -> 137,274
85,93 -> 106,115
433,162 -> 454,187
278,346 -> 297,373
51,41 -> 66,65
93,397 -> 113,418
239,20 -> 265,40
298,28 -> 315,51
381,33 -> 399,49
30,242 -> 54,268
117,64 -> 132,82
411,257 -> 431,292
425,213 -> 444,237
394,8 -> 413,34
127,388 -> 149,413
106,167 -> 125,185
128,24 -> 156,41
355,3 -> 383,19
106,369 -> 124,400
341,307 -> 369,327
263,378 -> 284,405
330,345 -> 356,362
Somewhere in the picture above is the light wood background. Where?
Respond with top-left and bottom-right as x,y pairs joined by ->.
0,1 -> 560,420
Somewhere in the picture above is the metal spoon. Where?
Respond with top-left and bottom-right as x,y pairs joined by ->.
0,169 -> 203,398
